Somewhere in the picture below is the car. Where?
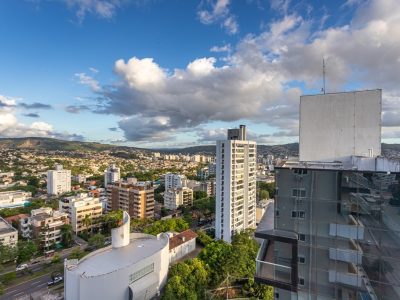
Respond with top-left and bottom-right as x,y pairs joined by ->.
16,264 -> 28,271
47,276 -> 63,286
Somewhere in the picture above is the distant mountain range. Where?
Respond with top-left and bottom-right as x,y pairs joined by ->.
0,137 -> 399,159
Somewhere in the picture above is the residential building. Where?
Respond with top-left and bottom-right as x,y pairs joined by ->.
47,164 -> 71,195
164,187 -> 193,210
169,229 -> 198,263
64,212 -> 169,300
0,217 -> 18,246
197,167 -> 209,180
107,180 -> 155,219
59,193 -> 103,234
216,125 -> 257,243
200,180 -> 216,197
0,190 -> 31,208
20,207 -> 69,250
255,90 -> 400,300
104,164 -> 120,187
208,162 -> 216,176
165,173 -> 187,189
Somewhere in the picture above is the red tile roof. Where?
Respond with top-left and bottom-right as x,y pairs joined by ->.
169,229 -> 198,250
5,214 -> 29,223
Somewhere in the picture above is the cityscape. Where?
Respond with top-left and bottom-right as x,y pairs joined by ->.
1,1 -> 400,300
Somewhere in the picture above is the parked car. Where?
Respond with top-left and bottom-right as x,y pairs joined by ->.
47,276 -> 63,286
16,264 -> 28,271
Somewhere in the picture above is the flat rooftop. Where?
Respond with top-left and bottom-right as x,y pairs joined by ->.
0,217 -> 17,235
67,233 -> 168,277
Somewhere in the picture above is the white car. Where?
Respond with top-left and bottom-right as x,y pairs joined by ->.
48,276 -> 63,286
16,264 -> 28,271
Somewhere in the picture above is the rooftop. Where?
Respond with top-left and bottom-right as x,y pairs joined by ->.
0,217 -> 17,235
66,233 -> 168,277
169,229 -> 197,250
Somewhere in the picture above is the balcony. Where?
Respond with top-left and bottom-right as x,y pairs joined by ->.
255,230 -> 298,292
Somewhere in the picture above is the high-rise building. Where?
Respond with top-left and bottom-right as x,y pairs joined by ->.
106,180 -> 155,219
255,90 -> 400,300
164,186 -> 193,210
59,193 -> 103,234
164,173 -> 187,190
47,164 -> 71,195
104,164 -> 120,187
216,125 -> 257,243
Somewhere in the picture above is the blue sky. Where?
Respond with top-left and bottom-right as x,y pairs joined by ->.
0,0 -> 399,148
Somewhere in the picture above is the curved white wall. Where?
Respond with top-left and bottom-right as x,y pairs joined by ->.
112,211 -> 130,248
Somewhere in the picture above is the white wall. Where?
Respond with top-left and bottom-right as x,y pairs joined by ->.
299,90 -> 381,162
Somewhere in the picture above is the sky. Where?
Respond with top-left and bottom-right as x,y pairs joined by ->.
0,0 -> 399,148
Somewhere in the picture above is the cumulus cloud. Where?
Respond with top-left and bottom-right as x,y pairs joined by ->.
0,94 -> 83,141
198,0 -> 239,34
210,44 -> 231,53
84,0 -> 400,144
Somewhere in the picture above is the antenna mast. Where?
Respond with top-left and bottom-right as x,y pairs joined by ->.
322,58 -> 326,94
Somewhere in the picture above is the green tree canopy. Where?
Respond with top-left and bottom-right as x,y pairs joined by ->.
143,218 -> 189,236
88,233 -> 105,249
17,240 -> 37,264
60,224 -> 74,248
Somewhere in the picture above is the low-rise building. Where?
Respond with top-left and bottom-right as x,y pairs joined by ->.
0,217 -> 18,246
164,187 -> 193,210
64,212 -> 169,300
0,190 -> 31,208
169,229 -> 197,263
107,180 -> 155,219
20,207 -> 69,250
59,194 -> 103,234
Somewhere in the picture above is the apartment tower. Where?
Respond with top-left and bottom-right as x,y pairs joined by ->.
47,164 -> 71,195
255,90 -> 400,300
104,164 -> 120,187
216,125 -> 257,243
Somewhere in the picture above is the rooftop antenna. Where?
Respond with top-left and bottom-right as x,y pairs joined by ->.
322,58 -> 326,94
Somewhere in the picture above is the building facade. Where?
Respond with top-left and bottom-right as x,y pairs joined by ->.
47,164 -> 71,195
104,164 -> 120,187
163,187 -> 193,210
64,212 -> 169,300
0,217 -> 18,247
59,194 -> 103,234
165,173 -> 187,190
0,190 -> 31,208
255,90 -> 400,299
216,125 -> 257,243
169,229 -> 197,263
107,180 -> 155,219
20,207 -> 69,250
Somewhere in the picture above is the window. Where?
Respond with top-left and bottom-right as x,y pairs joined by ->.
129,263 -> 154,284
292,189 -> 306,198
298,256 -> 305,264
274,292 -> 279,299
298,233 -> 306,242
275,210 -> 280,217
291,211 -> 305,219
294,169 -> 308,175
298,277 -> 305,286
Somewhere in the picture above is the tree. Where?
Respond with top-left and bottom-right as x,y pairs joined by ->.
51,253 -> 61,264
144,218 -> 189,235
82,214 -> 92,235
194,191 -> 208,200
0,244 -> 18,263
259,190 -> 269,200
69,248 -> 86,260
102,209 -> 123,234
60,224 -> 74,248
17,240 -> 37,264
163,258 -> 208,300
88,233 -> 105,249
242,278 -> 273,300
196,230 -> 213,246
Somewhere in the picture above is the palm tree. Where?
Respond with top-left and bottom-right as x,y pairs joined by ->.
82,215 -> 92,236
60,224 -> 74,248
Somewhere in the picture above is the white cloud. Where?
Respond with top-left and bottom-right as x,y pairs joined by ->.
65,0 -> 121,21
210,44 -> 231,53
197,0 -> 239,34
88,0 -> 400,144
75,72 -> 101,92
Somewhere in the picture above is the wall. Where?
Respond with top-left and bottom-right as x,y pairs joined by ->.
299,90 -> 381,162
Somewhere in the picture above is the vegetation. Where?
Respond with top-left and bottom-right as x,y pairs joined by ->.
51,253 -> 61,264
258,182 -> 275,198
0,199 -> 49,218
60,224 -> 74,248
102,209 -> 123,234
194,190 -> 208,200
196,230 -> 213,247
17,240 -> 38,264
162,230 -> 272,300
143,218 -> 189,235
88,233 -> 106,249
68,248 -> 87,260
0,244 -> 18,263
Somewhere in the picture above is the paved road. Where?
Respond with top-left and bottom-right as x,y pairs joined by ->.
2,273 -> 54,300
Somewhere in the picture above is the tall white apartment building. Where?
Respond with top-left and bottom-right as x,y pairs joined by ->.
216,125 -> 257,243
47,164 -> 71,195
165,173 -> 187,190
104,164 -> 120,187
164,187 -> 193,210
